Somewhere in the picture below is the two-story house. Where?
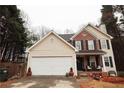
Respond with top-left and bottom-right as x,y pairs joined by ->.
60,24 -> 117,74
27,24 -> 116,76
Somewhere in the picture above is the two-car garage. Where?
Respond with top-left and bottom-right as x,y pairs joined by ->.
27,32 -> 77,76
30,57 -> 73,75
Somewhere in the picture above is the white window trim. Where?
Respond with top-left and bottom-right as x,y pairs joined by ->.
75,41 -> 82,50
88,40 -> 94,50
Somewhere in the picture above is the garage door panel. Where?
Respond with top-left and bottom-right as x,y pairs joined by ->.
30,57 -> 72,75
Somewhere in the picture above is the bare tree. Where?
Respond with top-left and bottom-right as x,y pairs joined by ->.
64,29 -> 74,34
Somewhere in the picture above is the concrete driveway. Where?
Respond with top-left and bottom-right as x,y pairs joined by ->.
7,76 -> 79,88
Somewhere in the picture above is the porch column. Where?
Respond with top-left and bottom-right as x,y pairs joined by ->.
83,56 -> 87,71
97,55 -> 103,71
101,55 -> 107,72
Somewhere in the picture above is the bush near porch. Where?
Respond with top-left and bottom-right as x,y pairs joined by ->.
87,72 -> 124,83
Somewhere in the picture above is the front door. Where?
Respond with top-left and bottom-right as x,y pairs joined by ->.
77,57 -> 84,71
89,56 -> 96,70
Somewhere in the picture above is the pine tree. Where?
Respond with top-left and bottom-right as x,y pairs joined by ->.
0,5 -> 28,62
101,5 -> 124,71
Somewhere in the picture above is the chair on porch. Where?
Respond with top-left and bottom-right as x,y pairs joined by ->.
96,65 -> 102,71
87,66 -> 92,71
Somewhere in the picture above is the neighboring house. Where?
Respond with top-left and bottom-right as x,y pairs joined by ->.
26,31 -> 77,75
60,24 -> 117,74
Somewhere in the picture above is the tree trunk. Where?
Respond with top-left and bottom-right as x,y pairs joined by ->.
10,46 -> 15,62
0,42 -> 7,62
7,46 -> 13,62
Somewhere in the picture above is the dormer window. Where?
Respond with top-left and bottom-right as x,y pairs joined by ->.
75,41 -> 81,50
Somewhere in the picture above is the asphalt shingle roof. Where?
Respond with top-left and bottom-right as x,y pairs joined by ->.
59,34 -> 74,41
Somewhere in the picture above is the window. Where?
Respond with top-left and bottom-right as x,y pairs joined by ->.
101,39 -> 107,49
75,41 -> 81,50
88,40 -> 94,50
90,56 -> 96,62
104,57 -> 109,67
104,56 -> 114,67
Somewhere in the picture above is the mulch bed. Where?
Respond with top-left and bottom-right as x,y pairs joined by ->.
101,76 -> 124,84
79,76 -> 124,88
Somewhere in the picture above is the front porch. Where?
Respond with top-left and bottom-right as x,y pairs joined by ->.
76,50 -> 105,72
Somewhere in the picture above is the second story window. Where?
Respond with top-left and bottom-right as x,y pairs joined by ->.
101,39 -> 107,49
88,40 -> 94,50
75,41 -> 81,50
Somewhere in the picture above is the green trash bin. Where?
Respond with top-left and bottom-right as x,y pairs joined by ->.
0,68 -> 8,82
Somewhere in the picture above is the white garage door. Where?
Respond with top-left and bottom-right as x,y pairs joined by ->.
30,57 -> 73,75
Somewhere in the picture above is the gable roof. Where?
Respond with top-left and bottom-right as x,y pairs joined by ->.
73,28 -> 98,40
86,24 -> 113,39
59,34 -> 74,41
26,31 -> 78,52
70,24 -> 113,40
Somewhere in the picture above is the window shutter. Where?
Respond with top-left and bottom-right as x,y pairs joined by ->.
100,56 -> 103,67
73,40 -> 75,47
81,40 -> 84,50
109,56 -> 113,67
94,40 -> 96,50
106,40 -> 110,49
86,40 -> 88,50
87,56 -> 90,66
98,40 -> 101,49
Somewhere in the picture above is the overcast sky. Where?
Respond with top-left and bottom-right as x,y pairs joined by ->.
18,5 -> 102,34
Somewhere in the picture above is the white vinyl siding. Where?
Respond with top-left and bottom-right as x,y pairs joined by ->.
88,40 -> 94,50
75,41 -> 82,50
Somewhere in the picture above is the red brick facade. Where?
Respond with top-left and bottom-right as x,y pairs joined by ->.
73,30 -> 101,50
74,31 -> 96,40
